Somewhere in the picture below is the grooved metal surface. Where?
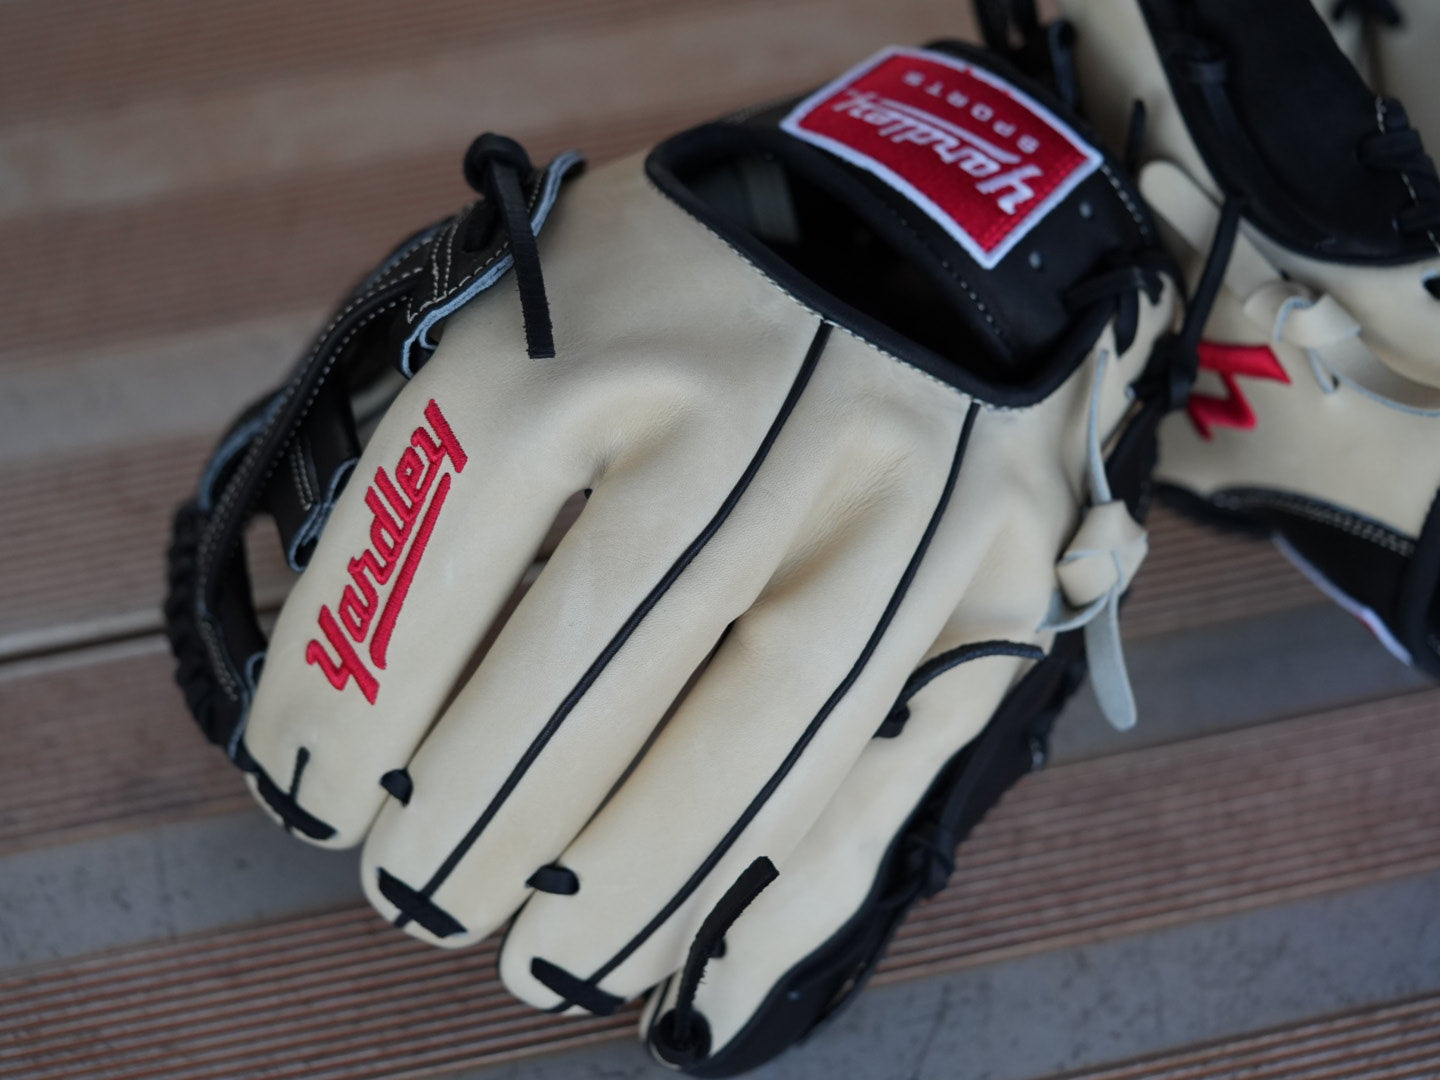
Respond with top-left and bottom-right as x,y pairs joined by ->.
3,690 -> 1435,1080
1050,993 -> 1440,1080
0,113 -> 683,357
0,0 -> 965,354
0,0 -> 742,120
0,644 -> 249,853
0,435 -> 295,658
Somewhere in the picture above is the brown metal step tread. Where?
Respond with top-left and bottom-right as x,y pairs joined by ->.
1049,991 -> 1440,1080
0,0 -> 745,121
2,688 -> 1435,1080
0,106 -> 727,359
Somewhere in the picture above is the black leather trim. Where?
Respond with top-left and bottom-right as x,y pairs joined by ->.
377,869 -> 466,938
245,745 -> 336,842
1162,480 -> 1440,678
1134,0 -> 1434,263
527,865 -> 581,895
530,957 -> 624,1016
380,768 -> 414,805
162,148 -> 582,760
1398,485 -> 1440,677
645,39 -> 1164,408
875,639 -> 1045,738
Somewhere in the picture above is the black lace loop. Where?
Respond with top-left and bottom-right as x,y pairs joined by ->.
1331,0 -> 1402,26
1181,197 -> 1243,356
1064,262 -> 1164,356
651,857 -> 779,1067
973,0 -> 1078,109
1124,98 -> 1148,176
1143,195 -> 1244,409
903,821 -> 958,899
1045,19 -> 1081,113
1362,125 -> 1426,169
1359,100 -> 1440,239
1179,47 -> 1228,88
975,0 -> 1043,67
463,133 -> 556,359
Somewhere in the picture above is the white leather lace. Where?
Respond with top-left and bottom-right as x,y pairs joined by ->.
1145,159 -> 1440,418
1039,347 -> 1147,732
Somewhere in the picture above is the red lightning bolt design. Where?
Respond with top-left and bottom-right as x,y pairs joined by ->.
1186,341 -> 1290,440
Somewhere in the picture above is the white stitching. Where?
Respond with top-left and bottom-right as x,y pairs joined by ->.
1378,96 -> 1440,257
202,264 -> 422,542
194,158 -> 574,695
408,175 -> 550,324
193,158 -> 571,701
1098,161 -> 1150,237
1213,488 -> 1416,556
291,435 -> 316,510
642,170 -> 1149,415
441,213 -> 456,295
865,194 -> 1004,343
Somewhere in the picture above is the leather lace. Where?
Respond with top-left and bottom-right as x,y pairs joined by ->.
462,134 -> 557,359
1331,0 -> 1402,27
651,857 -> 779,1067
1359,98 -> 1440,245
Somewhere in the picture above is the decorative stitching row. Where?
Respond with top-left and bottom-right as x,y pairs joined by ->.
1098,161 -> 1151,237
406,167 -> 551,325
196,286 -> 416,703
1213,488 -> 1416,557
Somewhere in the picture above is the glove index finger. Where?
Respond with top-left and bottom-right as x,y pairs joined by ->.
240,323 -> 598,849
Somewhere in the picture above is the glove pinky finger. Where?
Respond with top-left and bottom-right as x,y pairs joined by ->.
638,633 -> 1085,1076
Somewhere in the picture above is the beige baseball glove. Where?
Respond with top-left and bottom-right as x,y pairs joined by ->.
166,42 -> 1179,1074
980,0 -> 1440,674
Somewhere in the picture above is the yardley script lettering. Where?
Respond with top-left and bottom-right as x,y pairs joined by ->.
832,89 -> 1044,214
305,398 -> 468,703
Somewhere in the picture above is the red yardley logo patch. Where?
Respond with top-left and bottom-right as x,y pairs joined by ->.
781,47 -> 1101,269
305,399 -> 467,703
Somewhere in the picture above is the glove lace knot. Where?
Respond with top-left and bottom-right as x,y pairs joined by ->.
1038,346 -> 1147,732
463,133 -> 557,359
